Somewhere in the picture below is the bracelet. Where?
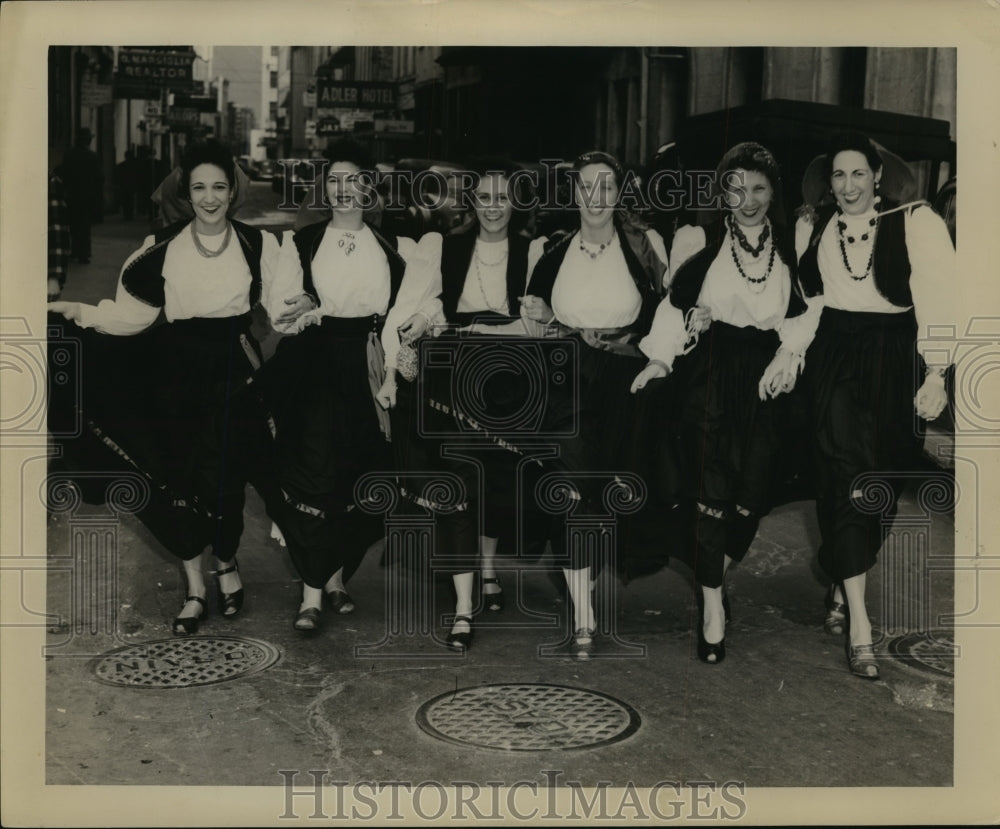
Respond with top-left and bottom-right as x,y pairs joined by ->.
647,359 -> 669,373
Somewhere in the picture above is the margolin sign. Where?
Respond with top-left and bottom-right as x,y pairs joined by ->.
117,48 -> 194,87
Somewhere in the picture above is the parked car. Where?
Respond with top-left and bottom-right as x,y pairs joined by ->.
256,158 -> 279,182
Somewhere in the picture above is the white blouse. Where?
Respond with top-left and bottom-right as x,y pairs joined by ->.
639,223 -> 819,368
793,204 -> 955,362
270,224 -> 443,369
547,228 -> 669,330
424,236 -> 547,326
78,226 -> 284,335
457,238 -> 511,314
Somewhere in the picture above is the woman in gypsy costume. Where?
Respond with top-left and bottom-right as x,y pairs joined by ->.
265,139 -> 442,633
520,150 -> 669,660
391,166 -> 548,650
795,132 -> 953,679
632,142 -> 818,664
48,140 -> 300,635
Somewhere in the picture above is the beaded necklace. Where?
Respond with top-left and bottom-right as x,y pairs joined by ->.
190,221 -> 232,258
727,217 -> 775,294
835,212 -> 879,281
578,233 -> 614,260
727,213 -> 770,256
473,240 -> 509,313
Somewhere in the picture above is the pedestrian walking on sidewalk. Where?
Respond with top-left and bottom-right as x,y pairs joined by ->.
795,132 -> 955,679
115,149 -> 137,221
262,139 -> 442,634
60,127 -> 102,264
48,168 -> 71,300
49,139 -> 303,636
632,142 -> 819,665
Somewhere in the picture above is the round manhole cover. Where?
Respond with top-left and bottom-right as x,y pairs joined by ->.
91,636 -> 281,688
886,630 -> 956,678
416,683 -> 640,751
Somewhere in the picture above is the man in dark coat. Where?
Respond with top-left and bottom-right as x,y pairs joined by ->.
60,127 -> 102,264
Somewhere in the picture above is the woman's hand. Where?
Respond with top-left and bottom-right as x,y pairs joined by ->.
47,278 -> 62,301
376,373 -> 398,410
630,361 -> 668,393
275,293 -> 316,326
398,312 -> 429,344
687,305 -> 712,335
758,349 -> 798,400
519,294 -> 554,323
48,301 -> 82,323
914,373 -> 948,421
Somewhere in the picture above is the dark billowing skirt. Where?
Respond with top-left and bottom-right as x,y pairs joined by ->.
678,321 -> 786,513
803,307 -> 925,582
263,316 -> 389,589
47,312 -> 282,562
541,337 -> 676,579
390,329 -> 552,577
671,321 -> 790,587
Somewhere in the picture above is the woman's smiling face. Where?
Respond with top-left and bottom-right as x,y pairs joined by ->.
830,150 -> 881,215
574,162 -> 619,232
473,173 -> 513,240
724,168 -> 773,228
325,161 -> 367,214
188,163 -> 232,232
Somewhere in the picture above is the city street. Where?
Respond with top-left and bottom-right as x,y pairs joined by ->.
43,192 -> 957,794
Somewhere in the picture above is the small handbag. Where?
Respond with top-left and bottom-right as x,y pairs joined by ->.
395,329 -> 419,382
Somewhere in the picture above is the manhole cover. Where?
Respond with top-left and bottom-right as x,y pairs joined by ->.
91,636 -> 281,688
886,630 -> 956,678
416,683 -> 640,751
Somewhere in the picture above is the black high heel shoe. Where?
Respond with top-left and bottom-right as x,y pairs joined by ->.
172,595 -> 206,636
447,615 -> 474,651
482,577 -> 504,612
694,586 -> 726,664
696,621 -> 726,664
215,560 -> 244,618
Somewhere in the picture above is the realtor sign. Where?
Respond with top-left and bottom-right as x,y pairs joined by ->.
117,48 -> 194,90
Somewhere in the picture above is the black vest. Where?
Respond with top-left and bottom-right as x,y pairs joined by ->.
669,215 -> 806,319
797,199 -> 914,306
526,220 -> 666,336
440,229 -> 530,323
121,219 -> 266,308
292,220 -> 407,313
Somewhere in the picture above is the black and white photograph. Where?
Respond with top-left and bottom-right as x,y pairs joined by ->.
2,1 -> 998,826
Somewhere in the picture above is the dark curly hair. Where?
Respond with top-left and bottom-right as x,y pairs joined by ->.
322,137 -> 374,171
821,131 -> 883,181
179,139 -> 236,195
